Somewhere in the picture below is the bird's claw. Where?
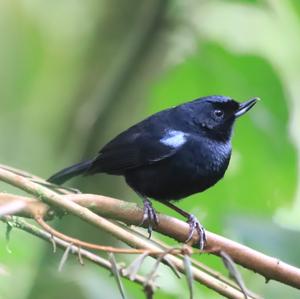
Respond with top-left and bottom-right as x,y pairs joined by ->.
140,200 -> 159,239
185,214 -> 206,250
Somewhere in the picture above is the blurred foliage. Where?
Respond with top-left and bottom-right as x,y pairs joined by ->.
0,0 -> 300,298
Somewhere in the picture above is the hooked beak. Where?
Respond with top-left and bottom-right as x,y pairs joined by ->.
235,97 -> 259,118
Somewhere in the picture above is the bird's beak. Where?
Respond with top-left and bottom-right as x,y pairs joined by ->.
235,97 -> 259,118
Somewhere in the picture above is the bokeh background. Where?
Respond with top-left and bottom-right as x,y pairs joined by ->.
1,0 -> 300,298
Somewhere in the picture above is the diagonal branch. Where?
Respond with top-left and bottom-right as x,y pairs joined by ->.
2,217 -> 150,288
1,190 -> 300,291
0,166 -> 254,299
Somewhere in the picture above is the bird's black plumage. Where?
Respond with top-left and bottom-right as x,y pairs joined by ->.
48,95 -> 258,248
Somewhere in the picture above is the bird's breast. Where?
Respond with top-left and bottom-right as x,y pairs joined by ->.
181,137 -> 231,176
125,137 -> 232,201
202,140 -> 231,173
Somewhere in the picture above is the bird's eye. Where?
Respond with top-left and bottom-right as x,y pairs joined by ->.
213,109 -> 224,119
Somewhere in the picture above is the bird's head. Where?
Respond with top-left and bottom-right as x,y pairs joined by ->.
184,95 -> 258,142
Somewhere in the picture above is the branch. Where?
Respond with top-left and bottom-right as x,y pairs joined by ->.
1,191 -> 299,290
3,216 -> 151,289
0,166 -> 258,299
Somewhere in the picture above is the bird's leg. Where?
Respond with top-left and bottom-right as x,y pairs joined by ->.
136,194 -> 159,239
162,201 -> 206,250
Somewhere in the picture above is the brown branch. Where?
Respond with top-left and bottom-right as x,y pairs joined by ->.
2,217 -> 149,288
1,191 -> 300,291
0,167 -> 258,299
35,216 -> 187,255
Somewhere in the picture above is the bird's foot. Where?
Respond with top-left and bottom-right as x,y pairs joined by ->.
140,199 -> 159,239
185,214 -> 206,250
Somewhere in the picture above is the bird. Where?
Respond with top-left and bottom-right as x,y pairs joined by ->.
48,95 -> 258,249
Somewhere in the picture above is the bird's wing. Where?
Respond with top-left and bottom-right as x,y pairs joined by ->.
87,125 -> 186,175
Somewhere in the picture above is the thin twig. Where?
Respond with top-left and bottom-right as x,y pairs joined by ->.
35,216 -> 185,255
1,217 -> 148,286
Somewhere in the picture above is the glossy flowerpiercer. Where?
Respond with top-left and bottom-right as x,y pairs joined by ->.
48,95 -> 258,249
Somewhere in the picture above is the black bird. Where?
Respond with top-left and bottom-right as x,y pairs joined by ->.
48,95 -> 258,249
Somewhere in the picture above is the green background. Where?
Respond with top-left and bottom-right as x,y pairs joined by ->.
0,0 -> 300,298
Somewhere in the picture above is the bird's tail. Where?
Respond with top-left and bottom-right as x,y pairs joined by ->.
48,159 -> 93,185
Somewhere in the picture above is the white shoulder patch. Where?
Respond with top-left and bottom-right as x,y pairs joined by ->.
160,130 -> 188,148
